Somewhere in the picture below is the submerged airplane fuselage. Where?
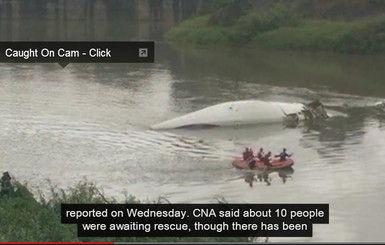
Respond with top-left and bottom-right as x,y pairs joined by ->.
151,100 -> 319,130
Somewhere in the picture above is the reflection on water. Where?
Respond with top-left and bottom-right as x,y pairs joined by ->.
169,45 -> 385,98
238,167 -> 295,188
0,0 -> 200,41
0,44 -> 385,241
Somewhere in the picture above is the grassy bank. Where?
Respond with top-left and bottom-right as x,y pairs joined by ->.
166,3 -> 385,54
0,179 -> 248,242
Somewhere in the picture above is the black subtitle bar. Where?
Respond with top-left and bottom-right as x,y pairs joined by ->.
0,41 -> 154,67
61,204 -> 329,238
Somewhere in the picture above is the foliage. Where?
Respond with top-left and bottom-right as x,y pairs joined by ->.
255,15 -> 385,54
166,16 -> 228,45
0,179 -> 248,242
228,4 -> 300,43
165,1 -> 385,54
207,0 -> 252,26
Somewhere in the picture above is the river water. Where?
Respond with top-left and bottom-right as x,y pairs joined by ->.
1,41 -> 385,241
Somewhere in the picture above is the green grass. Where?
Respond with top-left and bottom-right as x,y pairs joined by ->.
165,4 -> 385,54
166,5 -> 299,46
255,16 -> 385,54
0,180 -> 248,242
166,16 -> 229,46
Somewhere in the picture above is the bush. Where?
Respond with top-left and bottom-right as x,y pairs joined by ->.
166,16 -> 228,45
254,15 -> 385,54
0,179 -> 248,242
228,4 -> 300,43
206,0 -> 252,26
165,1 -> 385,54
347,15 -> 385,53
255,20 -> 353,50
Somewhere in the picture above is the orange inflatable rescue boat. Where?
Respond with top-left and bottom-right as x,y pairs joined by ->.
232,157 -> 294,170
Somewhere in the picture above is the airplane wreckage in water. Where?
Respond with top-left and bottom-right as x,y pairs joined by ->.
374,100 -> 385,111
151,100 -> 330,130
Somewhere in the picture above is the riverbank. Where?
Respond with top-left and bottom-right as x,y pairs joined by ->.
166,3 -> 385,54
0,178 -> 247,242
